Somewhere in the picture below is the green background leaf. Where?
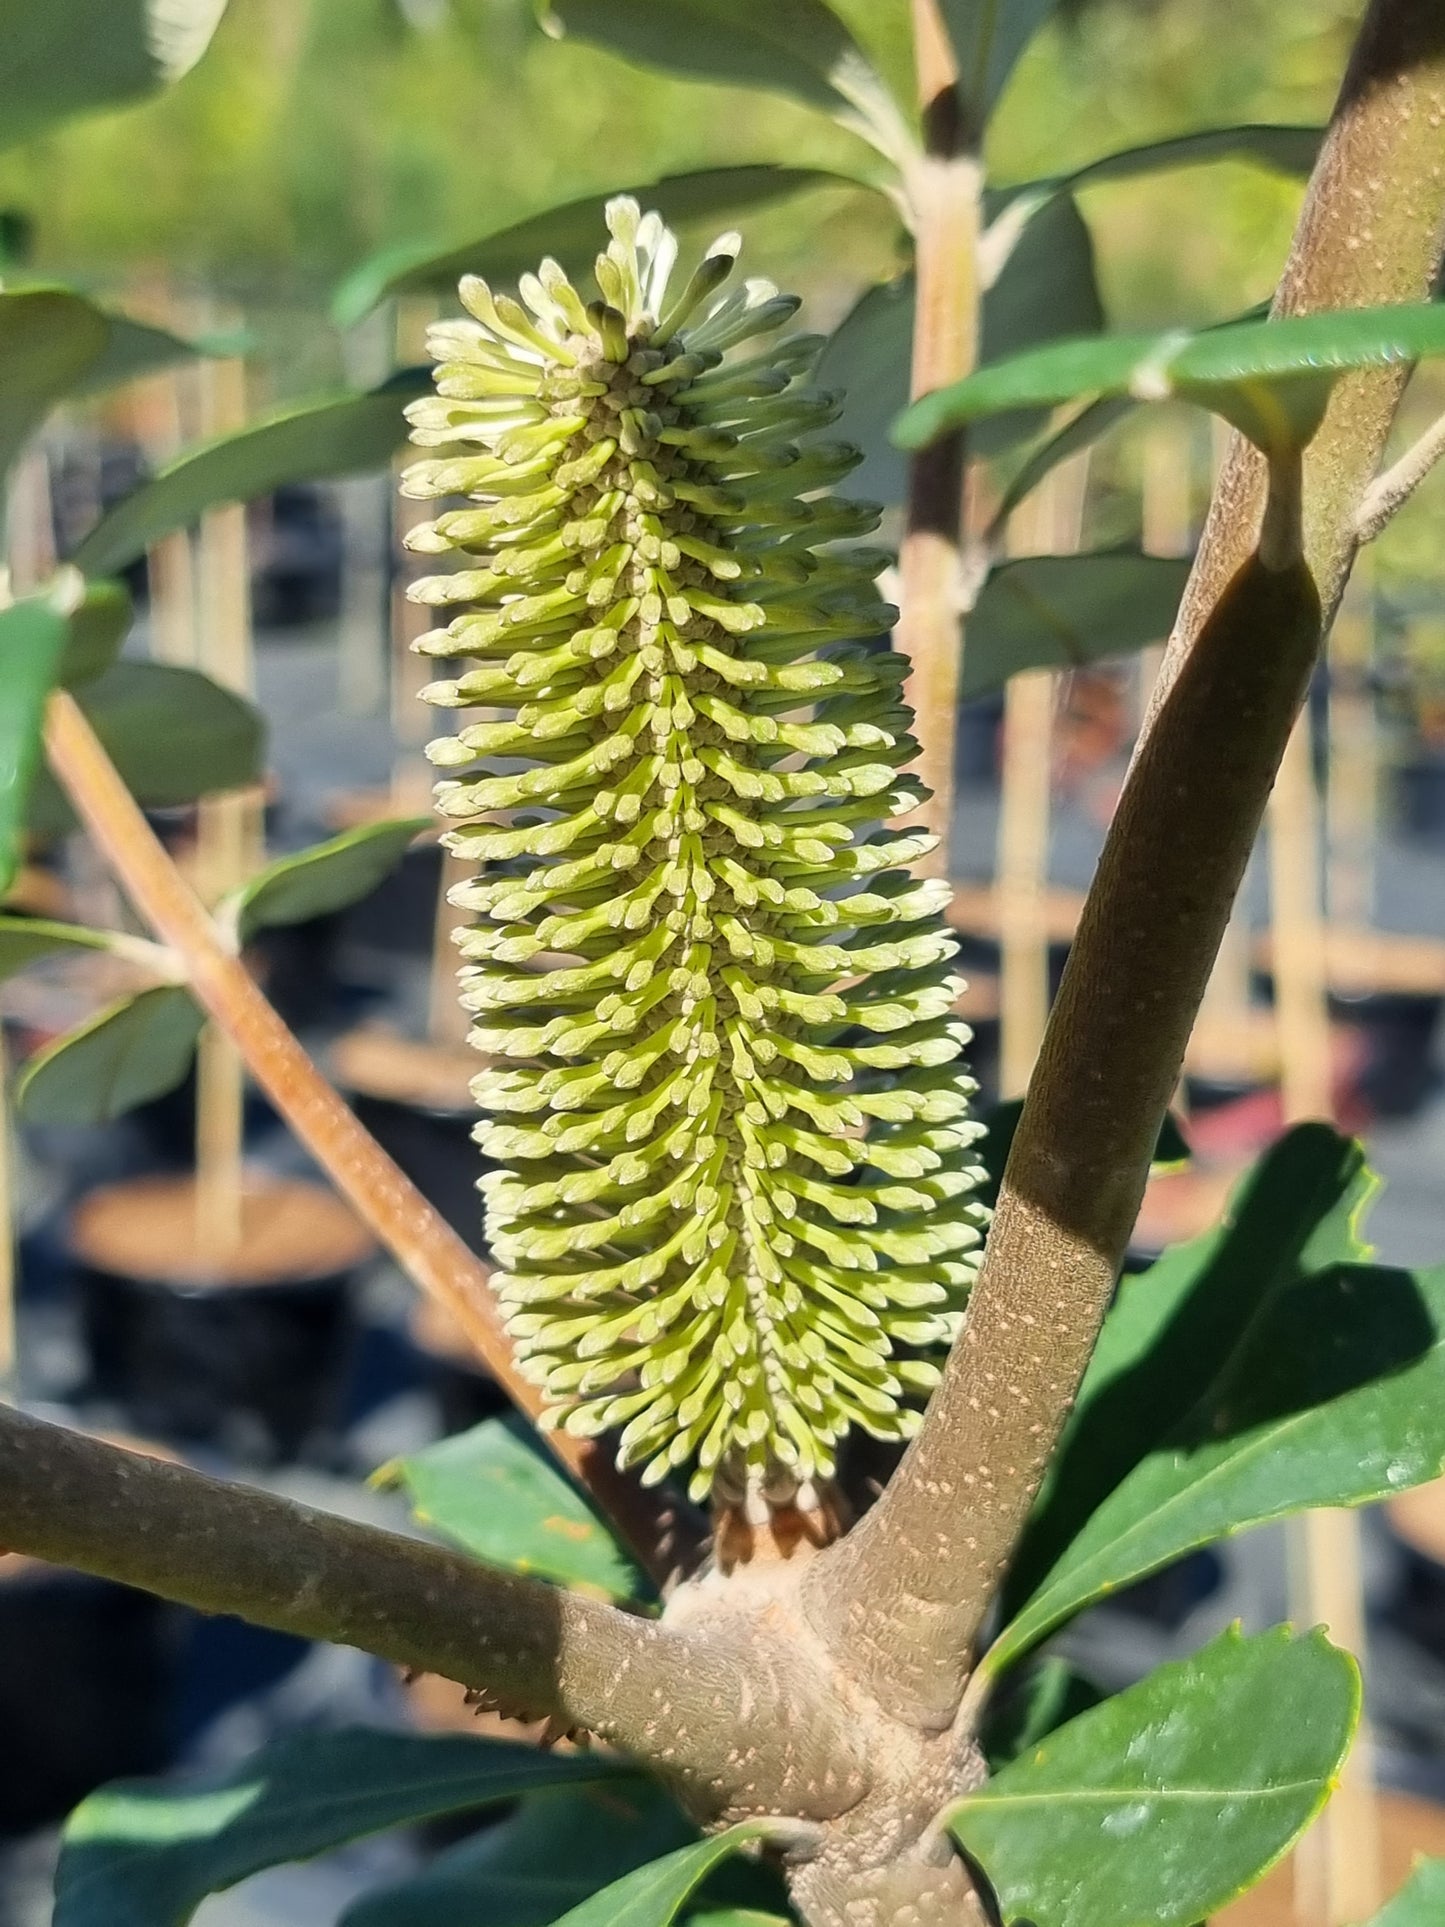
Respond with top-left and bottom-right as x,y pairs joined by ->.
952,1627 -> 1359,1927
1000,122 -> 1324,211
17,986 -> 204,1126
27,661 -> 265,839
0,917 -> 121,979
964,550 -> 1191,700
53,1730 -> 616,1927
233,817 -> 430,944
546,1827 -> 768,1927
991,1131 -> 1445,1672
1366,1859 -> 1445,1926
941,0 -> 1059,121
0,595 -> 68,892
381,1415 -> 648,1602
0,0 -> 229,152
58,581 -> 133,688
334,168 -> 873,327
70,374 -> 430,578
0,290 -> 109,483
819,193 -> 1104,507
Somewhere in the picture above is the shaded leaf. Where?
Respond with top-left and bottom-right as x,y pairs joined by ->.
988,1134 -> 1445,1674
547,1827 -> 769,1927
0,0 -> 228,152
1365,1859 -> 1445,1926
897,301 -> 1445,458
70,373 -> 430,578
17,986 -> 204,1126
0,916 -> 120,978
535,1 -> 905,159
1004,1125 -> 1367,1616
952,1627 -> 1359,1927
0,595 -> 68,891
941,0 -> 1059,122
964,550 -> 1191,700
58,581 -> 133,687
992,395 -> 1137,526
53,1730 -> 617,1927
335,168 -> 873,327
27,662 -> 265,839
69,315 -> 202,399
380,1415 -> 648,1603
233,816 -> 430,944
341,1782 -> 698,1927
980,1656 -> 1103,1773
819,193 -> 1104,507
0,289 -> 109,483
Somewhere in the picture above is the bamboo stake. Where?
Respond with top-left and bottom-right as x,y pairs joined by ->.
1326,561 -> 1379,928
1272,716 -> 1383,1927
195,350 -> 261,1265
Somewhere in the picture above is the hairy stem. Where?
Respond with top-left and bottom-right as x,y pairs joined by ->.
897,0 -> 980,877
1354,403 -> 1445,543
806,0 -> 1445,1726
41,689 -> 672,1577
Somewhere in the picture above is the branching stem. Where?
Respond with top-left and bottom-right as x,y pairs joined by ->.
1354,404 -> 1445,543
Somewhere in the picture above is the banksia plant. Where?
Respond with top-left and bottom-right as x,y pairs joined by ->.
405,198 -> 989,1507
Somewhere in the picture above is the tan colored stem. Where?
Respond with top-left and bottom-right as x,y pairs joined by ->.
896,0 -> 981,878
41,689 -> 668,1575
805,0 -> 1445,1730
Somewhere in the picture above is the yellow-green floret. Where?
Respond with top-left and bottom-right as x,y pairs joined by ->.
406,197 -> 988,1504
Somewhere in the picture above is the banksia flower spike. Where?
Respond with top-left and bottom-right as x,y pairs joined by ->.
406,198 -> 989,1506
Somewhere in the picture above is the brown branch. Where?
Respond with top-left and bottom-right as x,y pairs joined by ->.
41,690 -> 675,1581
0,1405 -> 871,1823
805,0 -> 1445,1729
897,0 -> 981,879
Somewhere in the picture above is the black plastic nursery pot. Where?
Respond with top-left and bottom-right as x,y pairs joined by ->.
1333,988 -> 1444,1119
68,1174 -> 374,1464
0,1555 -> 176,1836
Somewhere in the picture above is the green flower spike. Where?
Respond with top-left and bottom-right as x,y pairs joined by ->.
406,197 -> 989,1507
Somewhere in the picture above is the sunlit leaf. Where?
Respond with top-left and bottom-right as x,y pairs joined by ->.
70,373 -> 430,578
231,816 -> 430,944
963,549 -> 1191,699
953,1627 -> 1359,1927
545,1827 -> 770,1927
897,301 -> 1445,458
379,1415 -> 648,1603
0,0 -> 229,151
17,986 -> 204,1125
0,595 -> 68,892
334,168 -> 875,327
53,1730 -> 617,1927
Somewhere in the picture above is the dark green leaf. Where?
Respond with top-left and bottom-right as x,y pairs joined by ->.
58,581 -> 133,687
0,0 -> 229,152
70,373 -> 429,578
233,816 -> 430,944
980,1657 -> 1103,1772
1365,1859 -> 1445,1926
341,1782 -> 698,1927
989,1130 -> 1445,1673
335,168 -> 873,327
27,662 -> 265,839
0,595 -> 68,891
545,1826 -> 769,1927
991,396 -> 1136,525
897,302 -> 1445,457
68,315 -> 201,399
0,916 -> 119,978
941,0 -> 1059,121
0,289 -> 109,482
17,986 -> 204,1125
819,193 -> 1103,507
380,1415 -> 648,1603
964,550 -> 1191,700
53,1730 -> 617,1927
535,1 -> 902,148
953,1626 -> 1359,1927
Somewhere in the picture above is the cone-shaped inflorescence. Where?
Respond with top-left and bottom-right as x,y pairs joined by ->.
406,198 -> 988,1505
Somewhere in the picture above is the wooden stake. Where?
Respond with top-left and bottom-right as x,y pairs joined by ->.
195,349 -> 260,1266
1326,561 -> 1379,928
1272,714 -> 1383,1927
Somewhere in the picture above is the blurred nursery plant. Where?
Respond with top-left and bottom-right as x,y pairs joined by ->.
4,3 -> 1445,1927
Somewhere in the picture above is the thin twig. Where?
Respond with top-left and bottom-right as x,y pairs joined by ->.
41,689 -> 673,1578
1354,404 -> 1445,542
